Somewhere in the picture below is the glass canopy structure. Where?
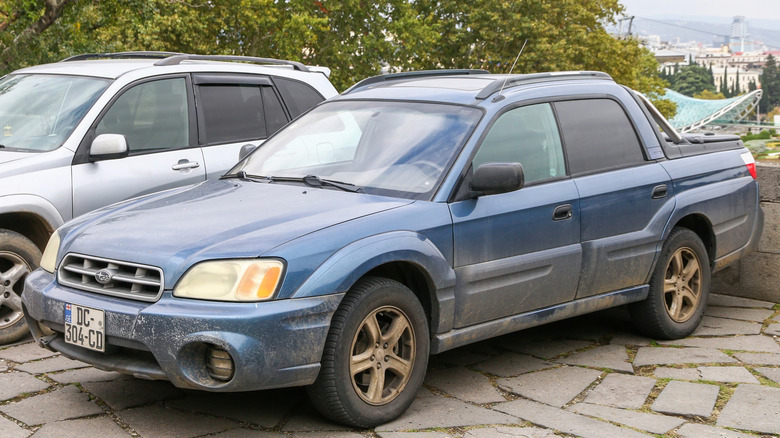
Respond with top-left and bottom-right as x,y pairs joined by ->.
663,89 -> 763,132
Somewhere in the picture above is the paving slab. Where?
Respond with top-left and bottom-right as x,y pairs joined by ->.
583,373 -> 656,409
568,402 -> 685,434
651,381 -> 719,417
556,344 -> 633,373
0,371 -> 50,401
0,342 -> 58,363
464,427 -> 560,437
0,416 -> 29,438
118,404 -> 239,437
376,388 -> 517,431
633,347 -> 736,367
756,366 -> 780,384
472,352 -> 552,377
653,367 -> 701,380
764,323 -> 780,336
167,389 -> 302,428
281,403 -> 355,432
692,316 -> 762,336
492,398 -> 650,438
717,384 -> 780,435
504,339 -> 593,359
497,366 -> 602,407
30,416 -> 130,437
0,385 -> 103,425
676,423 -> 758,438
609,333 -> 652,346
424,367 -> 505,404
733,352 -> 780,365
211,429 -> 285,438
48,367 -> 125,384
16,356 -> 88,374
291,433 -> 365,438
659,334 -> 780,353
378,432 -> 455,438
709,294 -> 776,309
698,366 -> 760,383
82,378 -> 183,410
705,306 -> 775,322
429,349 -> 492,367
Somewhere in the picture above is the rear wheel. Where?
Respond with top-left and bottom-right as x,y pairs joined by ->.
307,277 -> 429,428
0,230 -> 41,344
630,227 -> 710,339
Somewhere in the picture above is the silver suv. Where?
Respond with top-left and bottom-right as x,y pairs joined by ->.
0,52 -> 338,343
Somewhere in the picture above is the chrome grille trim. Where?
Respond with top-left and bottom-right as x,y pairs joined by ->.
58,253 -> 164,302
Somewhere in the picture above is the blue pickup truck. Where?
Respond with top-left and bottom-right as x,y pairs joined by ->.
23,70 -> 763,427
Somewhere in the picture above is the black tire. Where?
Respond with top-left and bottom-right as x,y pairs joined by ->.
0,229 -> 41,344
307,277 -> 429,428
629,227 -> 710,339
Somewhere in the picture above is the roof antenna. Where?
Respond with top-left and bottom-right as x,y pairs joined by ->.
494,39 -> 528,102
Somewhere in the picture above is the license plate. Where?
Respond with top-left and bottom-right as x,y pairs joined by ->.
64,303 -> 105,352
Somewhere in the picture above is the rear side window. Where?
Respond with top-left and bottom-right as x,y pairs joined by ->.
274,77 -> 326,119
197,84 -> 272,145
555,99 -> 645,174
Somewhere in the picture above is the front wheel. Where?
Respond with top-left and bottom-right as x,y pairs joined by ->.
629,227 -> 710,339
307,277 -> 429,428
0,229 -> 41,344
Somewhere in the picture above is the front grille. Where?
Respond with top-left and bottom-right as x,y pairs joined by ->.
58,253 -> 164,302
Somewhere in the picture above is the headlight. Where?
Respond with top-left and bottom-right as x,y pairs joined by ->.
173,259 -> 284,302
40,229 -> 61,273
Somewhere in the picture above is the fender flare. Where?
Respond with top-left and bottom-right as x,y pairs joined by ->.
0,194 -> 64,232
292,231 -> 457,333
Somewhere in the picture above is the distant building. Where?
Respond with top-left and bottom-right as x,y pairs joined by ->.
712,67 -> 761,94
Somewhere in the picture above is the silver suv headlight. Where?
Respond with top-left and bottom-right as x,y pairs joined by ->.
173,259 -> 284,302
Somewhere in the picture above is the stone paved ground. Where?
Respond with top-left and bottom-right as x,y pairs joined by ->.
1,293 -> 780,437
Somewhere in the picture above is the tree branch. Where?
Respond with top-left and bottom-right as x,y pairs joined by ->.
1,0 -> 78,67
0,11 -> 22,32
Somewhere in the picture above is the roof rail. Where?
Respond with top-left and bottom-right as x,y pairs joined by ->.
62,52 -> 183,62
475,71 -> 613,100
343,69 -> 490,94
153,54 -> 310,72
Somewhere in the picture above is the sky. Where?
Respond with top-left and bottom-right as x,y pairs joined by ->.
619,0 -> 780,21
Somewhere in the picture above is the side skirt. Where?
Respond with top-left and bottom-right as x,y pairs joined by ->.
431,285 -> 649,354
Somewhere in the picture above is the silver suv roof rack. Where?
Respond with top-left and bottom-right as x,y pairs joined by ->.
475,71 -> 613,100
62,52 -> 183,62
153,54 -> 310,72
343,69 -> 490,94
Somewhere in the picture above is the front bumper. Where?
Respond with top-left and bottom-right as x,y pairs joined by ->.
23,269 -> 344,392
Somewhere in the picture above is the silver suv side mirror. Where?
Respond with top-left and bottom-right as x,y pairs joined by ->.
90,134 -> 129,161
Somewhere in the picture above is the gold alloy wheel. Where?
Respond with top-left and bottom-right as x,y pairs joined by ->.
350,305 -> 416,405
663,247 -> 702,323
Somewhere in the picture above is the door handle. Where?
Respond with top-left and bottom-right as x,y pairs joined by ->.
652,184 -> 668,199
172,160 -> 200,171
553,204 -> 573,221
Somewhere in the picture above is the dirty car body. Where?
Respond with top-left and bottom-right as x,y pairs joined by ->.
23,71 -> 763,427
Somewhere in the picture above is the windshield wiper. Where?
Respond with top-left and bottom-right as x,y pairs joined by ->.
272,175 -> 363,193
221,171 -> 271,183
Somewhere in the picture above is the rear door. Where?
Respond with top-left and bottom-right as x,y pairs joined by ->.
194,74 -> 326,178
554,98 -> 674,298
449,103 -> 581,328
72,76 -> 204,216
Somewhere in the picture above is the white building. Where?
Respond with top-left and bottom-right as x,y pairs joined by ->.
712,67 -> 761,94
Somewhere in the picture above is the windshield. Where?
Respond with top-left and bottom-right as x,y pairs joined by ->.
232,100 -> 482,199
0,74 -> 110,151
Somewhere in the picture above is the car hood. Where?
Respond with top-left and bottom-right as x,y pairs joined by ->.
61,179 -> 412,283
0,150 -> 36,165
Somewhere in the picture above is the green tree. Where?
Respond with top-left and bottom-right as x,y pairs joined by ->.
693,89 -> 726,100
669,64 -> 716,96
761,54 -> 780,109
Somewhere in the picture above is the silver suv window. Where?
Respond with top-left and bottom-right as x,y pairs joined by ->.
0,74 -> 109,152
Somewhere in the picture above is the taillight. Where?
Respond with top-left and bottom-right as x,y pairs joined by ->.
741,151 -> 757,179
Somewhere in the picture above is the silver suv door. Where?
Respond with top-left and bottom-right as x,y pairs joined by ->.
71,76 -> 205,216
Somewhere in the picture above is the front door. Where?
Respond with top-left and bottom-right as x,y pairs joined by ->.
449,103 -> 581,328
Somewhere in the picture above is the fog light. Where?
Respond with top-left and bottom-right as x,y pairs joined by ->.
205,345 -> 234,381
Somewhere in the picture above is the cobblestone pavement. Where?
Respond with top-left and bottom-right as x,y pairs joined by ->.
1,293 -> 780,437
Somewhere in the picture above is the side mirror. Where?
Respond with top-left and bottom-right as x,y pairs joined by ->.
90,134 -> 128,161
238,143 -> 258,161
470,162 -> 524,196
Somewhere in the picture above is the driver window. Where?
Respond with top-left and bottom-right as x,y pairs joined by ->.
95,78 -> 189,153
472,103 -> 565,184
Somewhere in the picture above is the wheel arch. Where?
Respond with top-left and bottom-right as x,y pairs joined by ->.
667,213 -> 716,268
0,212 -> 55,252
